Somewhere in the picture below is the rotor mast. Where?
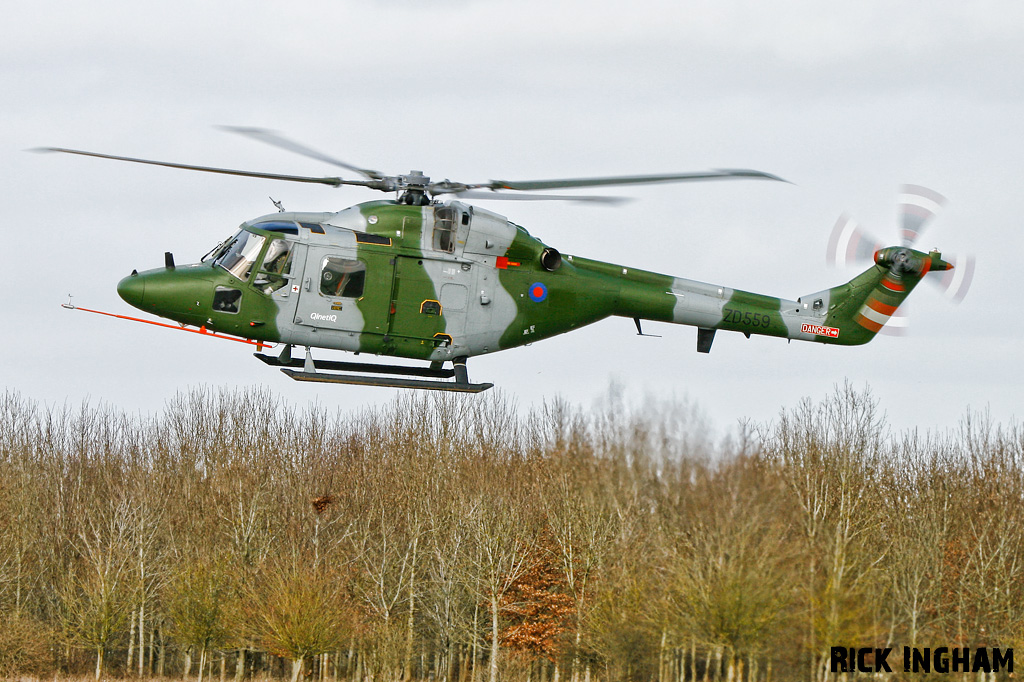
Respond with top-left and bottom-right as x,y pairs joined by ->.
396,170 -> 432,205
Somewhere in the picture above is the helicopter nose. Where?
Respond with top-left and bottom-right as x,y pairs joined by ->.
117,272 -> 146,309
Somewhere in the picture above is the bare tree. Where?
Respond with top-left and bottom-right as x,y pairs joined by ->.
59,500 -> 137,681
882,435 -> 957,650
462,470 -> 540,682
166,557 -> 232,682
541,465 -> 620,682
671,458 -> 794,682
760,383 -> 890,682
243,557 -> 356,682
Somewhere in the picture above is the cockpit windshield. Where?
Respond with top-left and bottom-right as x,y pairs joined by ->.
214,230 -> 267,281
201,231 -> 238,263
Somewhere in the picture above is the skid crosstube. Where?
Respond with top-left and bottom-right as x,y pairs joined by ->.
254,353 -> 493,393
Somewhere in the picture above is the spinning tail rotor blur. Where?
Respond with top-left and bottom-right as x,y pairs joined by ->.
825,184 -> 975,335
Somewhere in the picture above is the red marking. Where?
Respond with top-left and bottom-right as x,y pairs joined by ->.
496,256 -> 508,269
390,303 -> 396,315
920,259 -> 931,276
63,305 -> 268,346
801,323 -> 840,338
532,286 -> 544,298
866,298 -> 897,316
855,313 -> 884,333
881,277 -> 906,292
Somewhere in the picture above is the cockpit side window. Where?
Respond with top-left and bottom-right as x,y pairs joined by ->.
253,238 -> 294,294
215,231 -> 267,281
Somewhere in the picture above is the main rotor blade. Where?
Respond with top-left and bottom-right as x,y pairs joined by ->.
218,126 -> 385,180
899,184 -> 946,247
34,147 -> 374,188
478,168 -> 787,192
451,190 -> 631,205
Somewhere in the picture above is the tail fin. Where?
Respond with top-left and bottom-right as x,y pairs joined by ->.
805,247 -> 952,345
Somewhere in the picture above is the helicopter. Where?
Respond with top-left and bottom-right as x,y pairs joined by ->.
40,128 -> 965,392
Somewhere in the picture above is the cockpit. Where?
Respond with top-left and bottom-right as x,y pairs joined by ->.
205,227 -> 294,294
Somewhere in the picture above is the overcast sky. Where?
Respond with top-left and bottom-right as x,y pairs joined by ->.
4,0 -> 1022,437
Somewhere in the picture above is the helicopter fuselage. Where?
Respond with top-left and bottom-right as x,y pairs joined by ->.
119,199 -> 617,363
115,199 -> 948,371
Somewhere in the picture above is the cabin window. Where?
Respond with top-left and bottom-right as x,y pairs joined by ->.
216,231 -> 267,281
355,232 -> 392,246
433,205 -> 457,253
213,287 -> 242,313
320,257 -> 366,298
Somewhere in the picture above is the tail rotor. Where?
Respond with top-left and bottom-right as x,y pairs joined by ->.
825,185 -> 974,335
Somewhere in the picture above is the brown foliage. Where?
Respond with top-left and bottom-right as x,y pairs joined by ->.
498,537 -> 576,659
311,493 -> 337,515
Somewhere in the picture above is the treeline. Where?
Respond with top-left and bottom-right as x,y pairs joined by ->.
0,385 -> 1022,682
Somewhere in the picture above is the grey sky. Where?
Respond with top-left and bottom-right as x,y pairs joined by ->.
4,0 -> 1021,434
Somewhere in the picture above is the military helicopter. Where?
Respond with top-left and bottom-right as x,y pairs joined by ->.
40,128 -> 965,392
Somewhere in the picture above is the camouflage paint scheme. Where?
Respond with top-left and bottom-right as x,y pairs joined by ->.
116,200 -> 952,363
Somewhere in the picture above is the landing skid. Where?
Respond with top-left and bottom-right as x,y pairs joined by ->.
254,352 -> 494,393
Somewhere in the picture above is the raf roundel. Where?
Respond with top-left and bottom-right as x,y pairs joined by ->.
528,282 -> 548,303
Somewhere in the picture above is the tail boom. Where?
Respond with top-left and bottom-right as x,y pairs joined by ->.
598,247 -> 951,349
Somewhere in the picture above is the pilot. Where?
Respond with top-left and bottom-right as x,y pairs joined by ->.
262,240 -> 291,274
256,240 -> 292,294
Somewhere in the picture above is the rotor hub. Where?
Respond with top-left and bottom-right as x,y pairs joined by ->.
397,171 -> 432,206
875,247 -> 924,275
